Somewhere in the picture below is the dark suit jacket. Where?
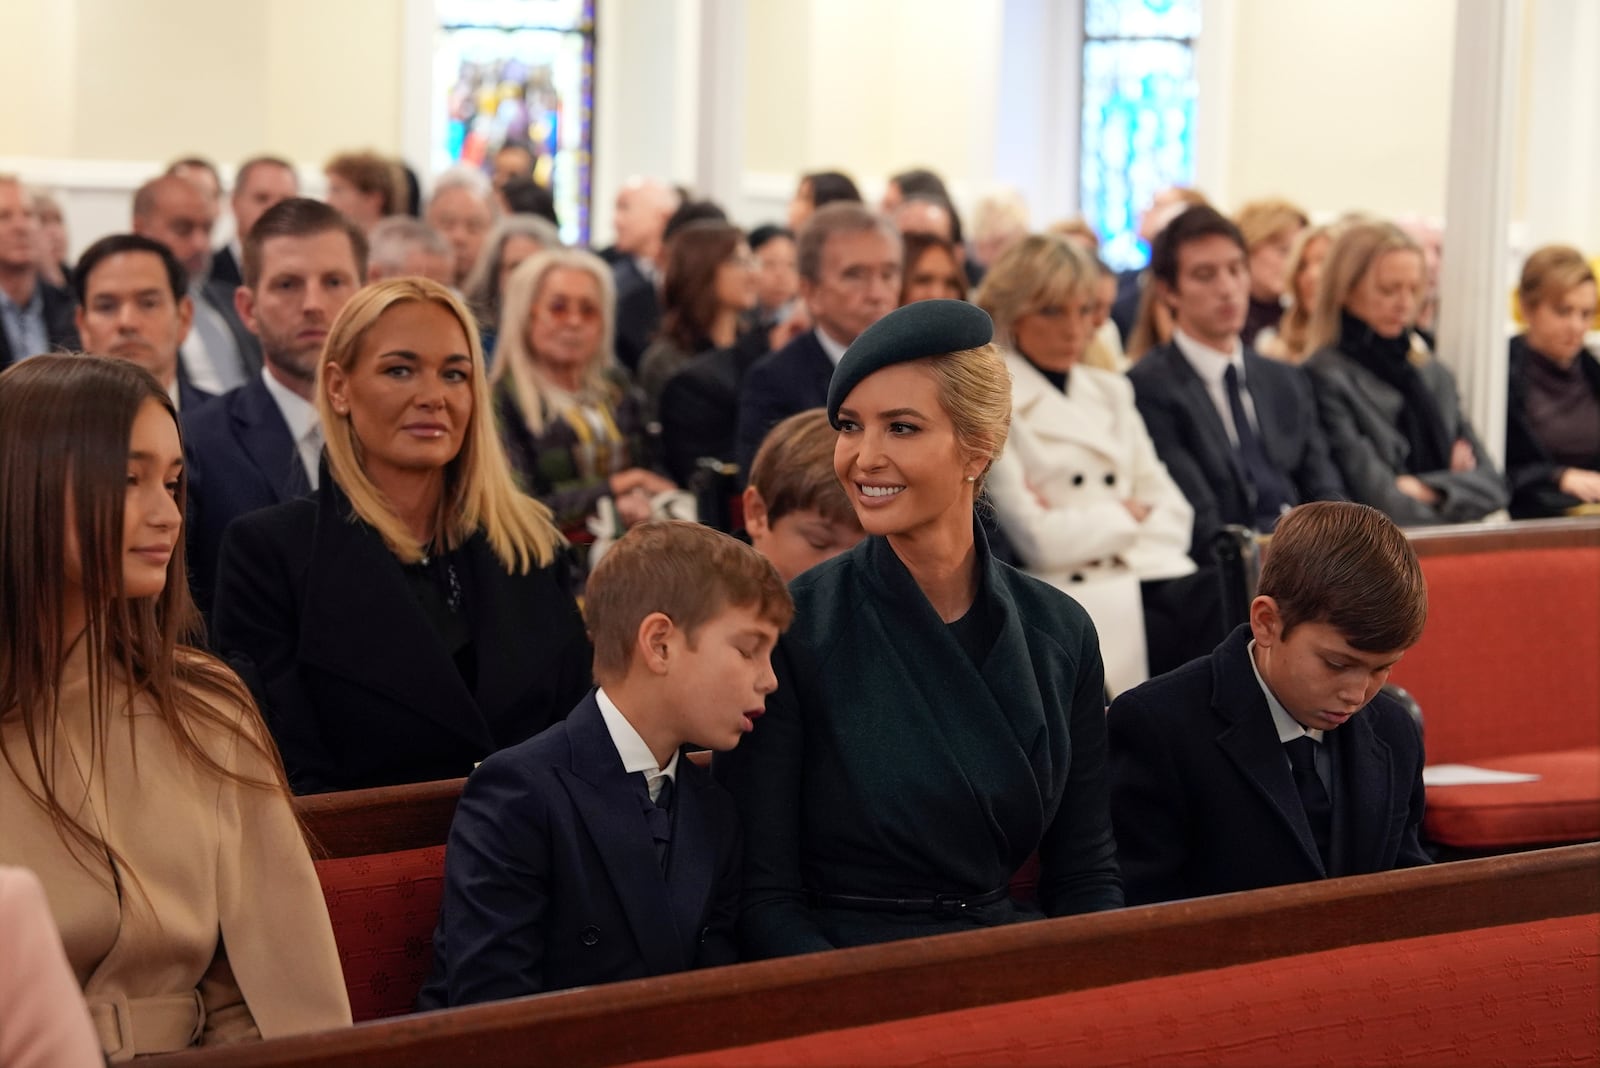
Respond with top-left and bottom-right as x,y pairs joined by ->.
1505,336 -> 1600,518
209,245 -> 243,288
416,692 -> 740,1006
1129,342 -> 1345,561
611,256 -> 660,374
1107,625 -> 1430,906
715,522 -> 1122,959
211,479 -> 594,793
658,330 -> 771,485
181,375 -> 310,623
0,279 -> 80,368
1305,344 -> 1508,525
734,329 -> 833,478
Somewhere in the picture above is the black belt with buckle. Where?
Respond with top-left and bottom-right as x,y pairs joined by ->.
806,885 -> 1010,917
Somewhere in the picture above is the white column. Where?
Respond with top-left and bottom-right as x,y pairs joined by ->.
1433,0 -> 1522,469
1520,0 -> 1600,255
693,0 -> 746,210
992,0 -> 1082,226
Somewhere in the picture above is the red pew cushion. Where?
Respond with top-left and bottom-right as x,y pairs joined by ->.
1426,748 -> 1600,847
622,914 -> 1600,1068
1388,547 -> 1600,765
315,845 -> 445,1022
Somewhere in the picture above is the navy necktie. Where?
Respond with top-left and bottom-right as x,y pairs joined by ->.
1223,364 -> 1291,529
643,775 -> 674,869
1284,736 -> 1332,870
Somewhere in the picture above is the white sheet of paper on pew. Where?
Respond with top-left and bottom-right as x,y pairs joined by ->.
1423,764 -> 1542,786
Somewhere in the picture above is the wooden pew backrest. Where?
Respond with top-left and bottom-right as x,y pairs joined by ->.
297,777 -> 465,859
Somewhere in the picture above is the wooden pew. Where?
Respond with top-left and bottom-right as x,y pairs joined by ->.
296,777 -> 465,859
144,842 -> 1599,1068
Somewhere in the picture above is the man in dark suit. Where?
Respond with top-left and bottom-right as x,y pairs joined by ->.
418,522 -> 792,1005
1108,502 -> 1431,907
134,174 -> 261,393
1129,205 -> 1344,563
210,155 -> 299,288
603,176 -> 678,372
0,175 -> 79,368
71,234 -> 213,413
182,198 -> 367,621
734,202 -> 902,476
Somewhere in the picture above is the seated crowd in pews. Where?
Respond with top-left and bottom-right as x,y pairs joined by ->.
0,151 -> 1596,1063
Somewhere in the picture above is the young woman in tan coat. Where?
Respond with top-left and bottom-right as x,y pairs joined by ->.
0,356 -> 350,1062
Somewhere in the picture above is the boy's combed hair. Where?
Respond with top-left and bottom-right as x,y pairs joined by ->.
1257,502 -> 1427,652
748,409 -> 860,530
586,520 -> 795,683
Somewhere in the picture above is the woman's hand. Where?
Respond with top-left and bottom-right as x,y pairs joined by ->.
1395,474 -> 1441,504
1557,467 -> 1600,502
1450,439 -> 1477,472
1121,499 -> 1152,523
609,468 -> 679,527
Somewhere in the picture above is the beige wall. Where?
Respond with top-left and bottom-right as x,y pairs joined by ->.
1,0 -> 403,166
1222,0 -> 1458,221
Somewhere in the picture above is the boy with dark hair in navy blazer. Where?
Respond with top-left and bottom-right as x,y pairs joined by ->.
1108,501 -> 1432,906
418,520 -> 793,1006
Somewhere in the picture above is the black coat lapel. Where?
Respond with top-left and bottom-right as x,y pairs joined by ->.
1162,346 -> 1252,493
295,482 -> 493,752
232,378 -> 311,500
803,333 -> 835,402
1210,629 -> 1325,876
1330,714 -> 1394,876
560,698 -> 686,975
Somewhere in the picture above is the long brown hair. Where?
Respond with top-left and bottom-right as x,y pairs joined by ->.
659,220 -> 742,352
0,356 -> 290,874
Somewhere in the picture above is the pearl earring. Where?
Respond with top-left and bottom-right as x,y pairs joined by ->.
965,475 -> 977,483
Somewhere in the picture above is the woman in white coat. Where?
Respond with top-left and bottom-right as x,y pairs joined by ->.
978,235 -> 1202,695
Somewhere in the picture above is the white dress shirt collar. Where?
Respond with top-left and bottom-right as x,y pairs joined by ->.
814,325 -> 850,366
260,367 -> 323,489
596,686 -> 680,782
1173,326 -> 1245,385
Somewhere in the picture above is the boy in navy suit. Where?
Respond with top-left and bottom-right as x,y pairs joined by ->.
1108,501 -> 1432,906
418,521 -> 793,1006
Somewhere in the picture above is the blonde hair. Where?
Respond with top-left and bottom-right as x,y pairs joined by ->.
1266,223 -> 1334,364
317,277 -> 563,571
489,247 -> 617,436
1517,244 -> 1596,316
1304,221 -> 1424,357
975,233 -> 1093,348
922,343 -> 1012,493
1234,197 -> 1309,250
1045,216 -> 1100,251
1124,283 -> 1174,364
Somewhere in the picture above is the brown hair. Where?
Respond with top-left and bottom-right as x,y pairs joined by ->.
324,150 -> 405,217
660,220 -> 743,352
0,356 -> 290,878
748,409 -> 860,529
1517,244 -> 1596,315
1257,501 -> 1427,652
586,520 -> 794,684
1124,281 -> 1174,363
1267,224 -> 1334,364
1233,197 -> 1309,250
242,196 -> 368,289
797,201 -> 899,283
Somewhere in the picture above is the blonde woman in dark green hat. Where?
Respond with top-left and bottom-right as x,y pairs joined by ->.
715,299 -> 1123,957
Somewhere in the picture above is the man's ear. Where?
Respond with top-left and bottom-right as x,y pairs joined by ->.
742,486 -> 769,540
234,284 -> 258,335
1249,595 -> 1282,648
634,611 -> 676,676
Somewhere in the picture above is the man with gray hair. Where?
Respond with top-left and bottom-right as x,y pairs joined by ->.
425,167 -> 496,286
0,174 -> 79,369
735,201 -> 902,473
606,176 -> 680,371
367,217 -> 455,286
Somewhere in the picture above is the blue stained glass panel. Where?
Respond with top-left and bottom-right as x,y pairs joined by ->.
1080,38 -> 1196,271
1084,0 -> 1201,40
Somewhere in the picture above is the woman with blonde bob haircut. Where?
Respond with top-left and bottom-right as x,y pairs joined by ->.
1257,223 -> 1334,364
718,299 -> 1122,960
214,278 -> 592,794
0,356 -> 349,1058
491,248 -> 674,544
1303,222 -> 1508,525
979,235 -> 1201,694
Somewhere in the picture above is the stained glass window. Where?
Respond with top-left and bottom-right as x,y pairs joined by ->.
433,0 -> 596,245
1080,0 -> 1200,271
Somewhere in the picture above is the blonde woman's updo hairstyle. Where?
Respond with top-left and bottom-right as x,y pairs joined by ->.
1518,244 -> 1596,317
925,344 -> 1013,490
1304,221 -> 1423,356
489,247 -> 618,435
975,233 -> 1094,348
316,276 -> 562,572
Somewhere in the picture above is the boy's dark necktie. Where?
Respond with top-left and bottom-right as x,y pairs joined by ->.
1284,736 -> 1332,870
643,774 -> 674,869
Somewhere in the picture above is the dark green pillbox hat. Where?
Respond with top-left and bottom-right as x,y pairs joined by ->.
826,299 -> 994,427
